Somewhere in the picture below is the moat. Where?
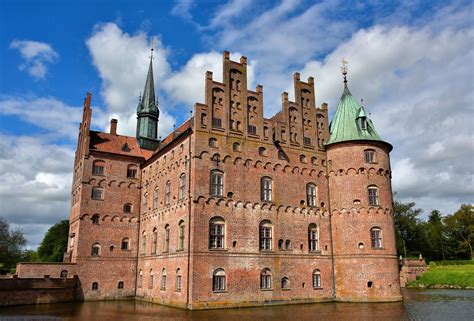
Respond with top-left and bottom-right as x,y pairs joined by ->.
0,289 -> 473,321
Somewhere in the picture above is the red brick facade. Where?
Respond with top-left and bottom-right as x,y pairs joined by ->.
17,52 -> 402,309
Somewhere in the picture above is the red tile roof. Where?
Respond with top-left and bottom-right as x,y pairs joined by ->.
89,131 -> 153,159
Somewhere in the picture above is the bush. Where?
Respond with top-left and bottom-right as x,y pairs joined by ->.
434,260 -> 474,266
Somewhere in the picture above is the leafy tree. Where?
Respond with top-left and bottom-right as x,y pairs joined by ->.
425,210 -> 446,261
392,199 -> 429,258
444,204 -> 473,260
0,217 -> 26,274
37,220 -> 69,262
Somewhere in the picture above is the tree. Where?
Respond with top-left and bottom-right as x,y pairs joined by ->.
37,220 -> 69,262
0,217 -> 26,274
392,199 -> 429,258
425,210 -> 446,261
444,204 -> 473,260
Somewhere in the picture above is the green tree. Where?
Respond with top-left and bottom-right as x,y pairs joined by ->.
0,217 -> 26,274
37,220 -> 69,262
392,199 -> 429,258
444,204 -> 473,260
425,210 -> 446,261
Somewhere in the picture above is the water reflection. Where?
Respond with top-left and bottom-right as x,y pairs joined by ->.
0,289 -> 473,321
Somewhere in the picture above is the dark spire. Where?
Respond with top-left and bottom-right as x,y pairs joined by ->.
136,48 -> 160,151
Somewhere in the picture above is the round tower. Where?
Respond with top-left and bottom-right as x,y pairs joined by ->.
326,63 -> 402,302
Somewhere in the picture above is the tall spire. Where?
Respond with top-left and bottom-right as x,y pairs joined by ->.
136,48 -> 160,150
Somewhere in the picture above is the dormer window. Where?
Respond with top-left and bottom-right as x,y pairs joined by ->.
122,143 -> 130,152
361,118 -> 367,130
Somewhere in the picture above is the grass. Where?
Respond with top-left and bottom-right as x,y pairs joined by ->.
408,264 -> 474,288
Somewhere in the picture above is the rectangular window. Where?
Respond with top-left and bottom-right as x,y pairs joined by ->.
179,175 -> 186,200
371,229 -> 382,248
259,226 -> 272,250
313,273 -> 321,288
161,275 -> 167,290
93,165 -> 104,175
364,150 -> 376,163
143,193 -> 148,213
141,235 -> 146,255
261,178 -> 272,202
149,275 -> 154,289
209,223 -> 225,249
178,225 -> 185,251
152,232 -> 157,254
260,274 -> 272,289
91,188 -> 104,200
176,275 -> 182,291
127,168 -> 137,178
307,184 -> 317,207
248,125 -> 257,135
211,172 -> 223,197
309,229 -> 319,252
213,275 -> 226,291
303,137 -> 311,146
368,188 -> 379,206
164,229 -> 170,252
212,117 -> 222,128
165,182 -> 171,206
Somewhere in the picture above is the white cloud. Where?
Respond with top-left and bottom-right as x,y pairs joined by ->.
171,0 -> 195,21
9,40 -> 59,79
86,22 -> 174,138
207,0 -> 252,29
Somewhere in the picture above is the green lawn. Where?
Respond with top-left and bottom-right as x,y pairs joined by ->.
408,264 -> 474,288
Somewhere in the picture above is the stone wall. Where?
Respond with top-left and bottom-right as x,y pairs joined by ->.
399,258 -> 428,287
0,276 -> 79,306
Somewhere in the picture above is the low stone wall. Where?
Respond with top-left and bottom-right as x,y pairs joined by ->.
0,275 -> 80,306
16,262 -> 77,279
399,258 -> 428,287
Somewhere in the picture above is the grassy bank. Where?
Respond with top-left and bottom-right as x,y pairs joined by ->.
408,263 -> 474,289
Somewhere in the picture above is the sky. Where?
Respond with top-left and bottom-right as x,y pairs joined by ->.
0,0 -> 472,249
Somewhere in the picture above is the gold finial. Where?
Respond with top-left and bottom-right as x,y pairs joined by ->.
341,58 -> 348,83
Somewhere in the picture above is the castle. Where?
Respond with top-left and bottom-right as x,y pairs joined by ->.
16,51 -> 402,309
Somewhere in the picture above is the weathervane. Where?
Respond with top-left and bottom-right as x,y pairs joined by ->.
149,38 -> 156,60
341,58 -> 348,83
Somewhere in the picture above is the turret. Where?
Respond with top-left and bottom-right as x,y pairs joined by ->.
136,49 -> 160,150
326,61 -> 402,302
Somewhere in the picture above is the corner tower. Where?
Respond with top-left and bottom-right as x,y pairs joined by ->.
326,61 -> 402,301
136,49 -> 160,150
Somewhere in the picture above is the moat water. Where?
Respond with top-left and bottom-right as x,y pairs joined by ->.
0,289 -> 473,321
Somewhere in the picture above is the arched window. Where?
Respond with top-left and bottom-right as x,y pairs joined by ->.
91,214 -> 100,225
149,269 -> 154,289
60,270 -> 68,278
300,154 -> 307,163
91,243 -> 100,256
210,170 -> 224,197
364,149 -> 376,163
178,220 -> 185,251
127,165 -> 138,178
312,269 -> 321,288
260,177 -> 272,202
278,239 -> 284,250
152,228 -> 157,254
176,268 -> 182,291
161,269 -> 167,290
165,181 -> 171,206
209,138 -> 218,148
368,186 -> 379,206
311,156 -> 317,165
209,217 -> 225,249
92,160 -> 105,175
259,220 -> 272,251
141,231 -> 146,255
153,190 -> 158,209
179,174 -> 186,200
212,268 -> 226,292
306,183 -> 317,207
121,238 -> 129,250
92,282 -> 99,290
91,187 -> 104,200
233,142 -> 241,152
281,277 -> 290,289
285,239 -> 291,250
370,227 -> 382,249
259,147 -> 267,156
123,203 -> 132,213
278,150 -> 286,160
138,270 -> 143,288
118,281 -> 124,289
163,225 -> 170,252
308,224 -> 319,252
260,268 -> 272,289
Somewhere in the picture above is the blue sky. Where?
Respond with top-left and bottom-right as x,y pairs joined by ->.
0,0 -> 473,248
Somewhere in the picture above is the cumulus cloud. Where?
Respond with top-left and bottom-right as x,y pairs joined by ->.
0,135 -> 74,248
171,0 -> 195,21
9,40 -> 59,79
86,22 -> 174,137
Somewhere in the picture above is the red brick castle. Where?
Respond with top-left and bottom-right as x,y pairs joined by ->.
17,52 -> 402,309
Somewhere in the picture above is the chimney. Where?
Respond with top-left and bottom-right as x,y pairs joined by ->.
110,119 -> 118,135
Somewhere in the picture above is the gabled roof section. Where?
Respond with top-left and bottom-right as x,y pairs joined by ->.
89,131 -> 153,159
326,83 -> 385,146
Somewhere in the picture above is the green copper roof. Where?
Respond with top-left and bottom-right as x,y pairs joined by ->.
137,58 -> 159,115
326,83 -> 384,146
